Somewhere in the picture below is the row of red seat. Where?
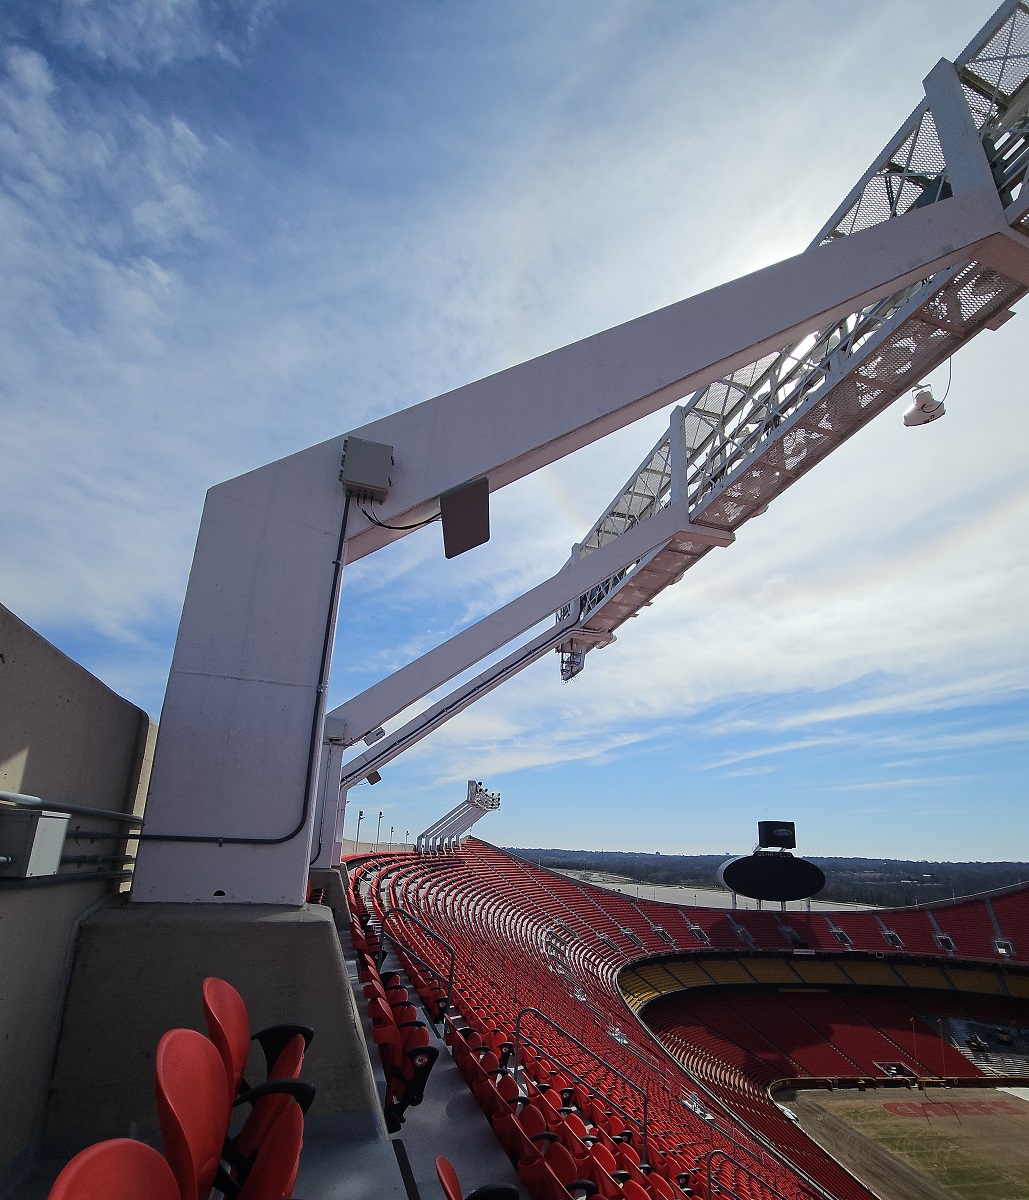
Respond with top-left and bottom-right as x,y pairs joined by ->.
349,916 -> 440,1131
650,988 -> 987,1085
345,844 -> 820,1200
48,978 -> 312,1200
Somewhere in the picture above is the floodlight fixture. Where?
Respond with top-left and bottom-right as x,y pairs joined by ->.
903,384 -> 946,427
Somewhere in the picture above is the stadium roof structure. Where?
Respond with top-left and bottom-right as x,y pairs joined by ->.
133,0 -> 1029,907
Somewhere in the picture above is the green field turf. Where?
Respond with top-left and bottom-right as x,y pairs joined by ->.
788,1086 -> 1029,1200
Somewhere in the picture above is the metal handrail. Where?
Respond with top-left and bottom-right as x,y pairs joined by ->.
379,906 -> 456,1020
705,1150 -> 796,1200
513,1006 -> 651,1166
0,790 -> 144,826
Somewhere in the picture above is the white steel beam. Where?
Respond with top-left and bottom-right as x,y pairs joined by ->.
343,190 -> 1006,563
924,59 -> 1007,206
338,620 -> 572,789
330,507 -> 732,745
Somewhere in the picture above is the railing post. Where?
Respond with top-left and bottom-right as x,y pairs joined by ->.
379,906 -> 455,1020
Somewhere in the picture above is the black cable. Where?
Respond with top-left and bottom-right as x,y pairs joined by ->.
940,356 -> 953,404
0,870 -> 132,889
360,506 -> 441,532
139,493 -> 353,853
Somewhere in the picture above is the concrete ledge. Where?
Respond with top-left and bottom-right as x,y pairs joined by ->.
44,900 -> 382,1154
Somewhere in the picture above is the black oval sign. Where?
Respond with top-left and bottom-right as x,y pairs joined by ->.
718,853 -> 826,902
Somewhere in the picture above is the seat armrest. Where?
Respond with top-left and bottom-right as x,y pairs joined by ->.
251,1023 -> 315,1073
235,1078 -> 317,1115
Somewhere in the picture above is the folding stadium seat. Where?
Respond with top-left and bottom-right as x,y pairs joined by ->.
367,995 -> 439,1131
155,1028 -> 231,1200
48,1138 -> 180,1200
230,1033 -> 314,1176
233,1103 -> 305,1200
569,1139 -> 634,1200
201,977 -> 314,1106
539,1078 -> 577,1118
493,1098 -> 554,1165
611,1140 -> 652,1191
466,1049 -> 503,1109
473,1068 -> 523,1124
435,1155 -> 519,1200
155,1027 -> 309,1200
519,1140 -> 598,1200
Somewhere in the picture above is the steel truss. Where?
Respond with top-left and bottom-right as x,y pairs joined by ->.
557,0 -> 1029,678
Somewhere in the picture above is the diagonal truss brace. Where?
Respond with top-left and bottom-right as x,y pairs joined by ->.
328,502 -> 732,751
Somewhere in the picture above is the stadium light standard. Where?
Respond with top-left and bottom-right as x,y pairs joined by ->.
375,810 -> 383,849
355,809 -> 364,847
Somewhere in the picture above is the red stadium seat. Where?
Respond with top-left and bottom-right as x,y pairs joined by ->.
202,977 -> 313,1106
435,1156 -> 519,1200
237,1102 -> 304,1200
155,1029 -> 231,1200
48,1139 -> 179,1200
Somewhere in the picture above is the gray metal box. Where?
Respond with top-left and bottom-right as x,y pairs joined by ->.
339,437 -> 393,503
0,809 -> 70,877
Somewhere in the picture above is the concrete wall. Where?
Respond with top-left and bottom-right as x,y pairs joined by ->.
45,903 -> 382,1152
0,603 -> 155,1190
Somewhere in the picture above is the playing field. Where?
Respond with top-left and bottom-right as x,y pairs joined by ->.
784,1085 -> 1029,1200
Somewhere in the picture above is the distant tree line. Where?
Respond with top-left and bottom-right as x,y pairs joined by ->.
506,847 -> 1029,908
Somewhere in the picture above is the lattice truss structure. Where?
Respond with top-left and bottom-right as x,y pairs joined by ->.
557,0 -> 1029,680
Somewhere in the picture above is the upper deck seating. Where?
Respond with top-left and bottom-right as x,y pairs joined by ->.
348,840 -> 1029,1200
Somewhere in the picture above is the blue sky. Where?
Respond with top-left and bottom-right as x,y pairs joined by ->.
2,1 -> 1027,861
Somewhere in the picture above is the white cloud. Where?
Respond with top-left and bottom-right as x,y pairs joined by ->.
45,0 -> 280,70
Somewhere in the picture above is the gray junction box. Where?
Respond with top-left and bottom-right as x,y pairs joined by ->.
0,809 -> 70,877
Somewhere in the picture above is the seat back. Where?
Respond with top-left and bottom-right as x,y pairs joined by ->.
267,1032 -> 306,1081
48,1138 -> 180,1200
155,1028 -> 232,1200
202,976 -> 250,1105
435,1156 -> 464,1200
238,1102 -> 304,1200
236,1033 -> 307,1159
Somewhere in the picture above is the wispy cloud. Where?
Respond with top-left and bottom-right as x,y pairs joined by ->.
718,765 -> 777,780
43,0 -> 281,70
822,775 -> 980,793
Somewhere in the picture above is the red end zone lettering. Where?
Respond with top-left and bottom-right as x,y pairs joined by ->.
884,1099 -> 1029,1119
882,1102 -> 925,1117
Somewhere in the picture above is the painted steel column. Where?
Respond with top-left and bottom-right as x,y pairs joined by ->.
133,437 -> 347,904
311,741 -> 345,870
